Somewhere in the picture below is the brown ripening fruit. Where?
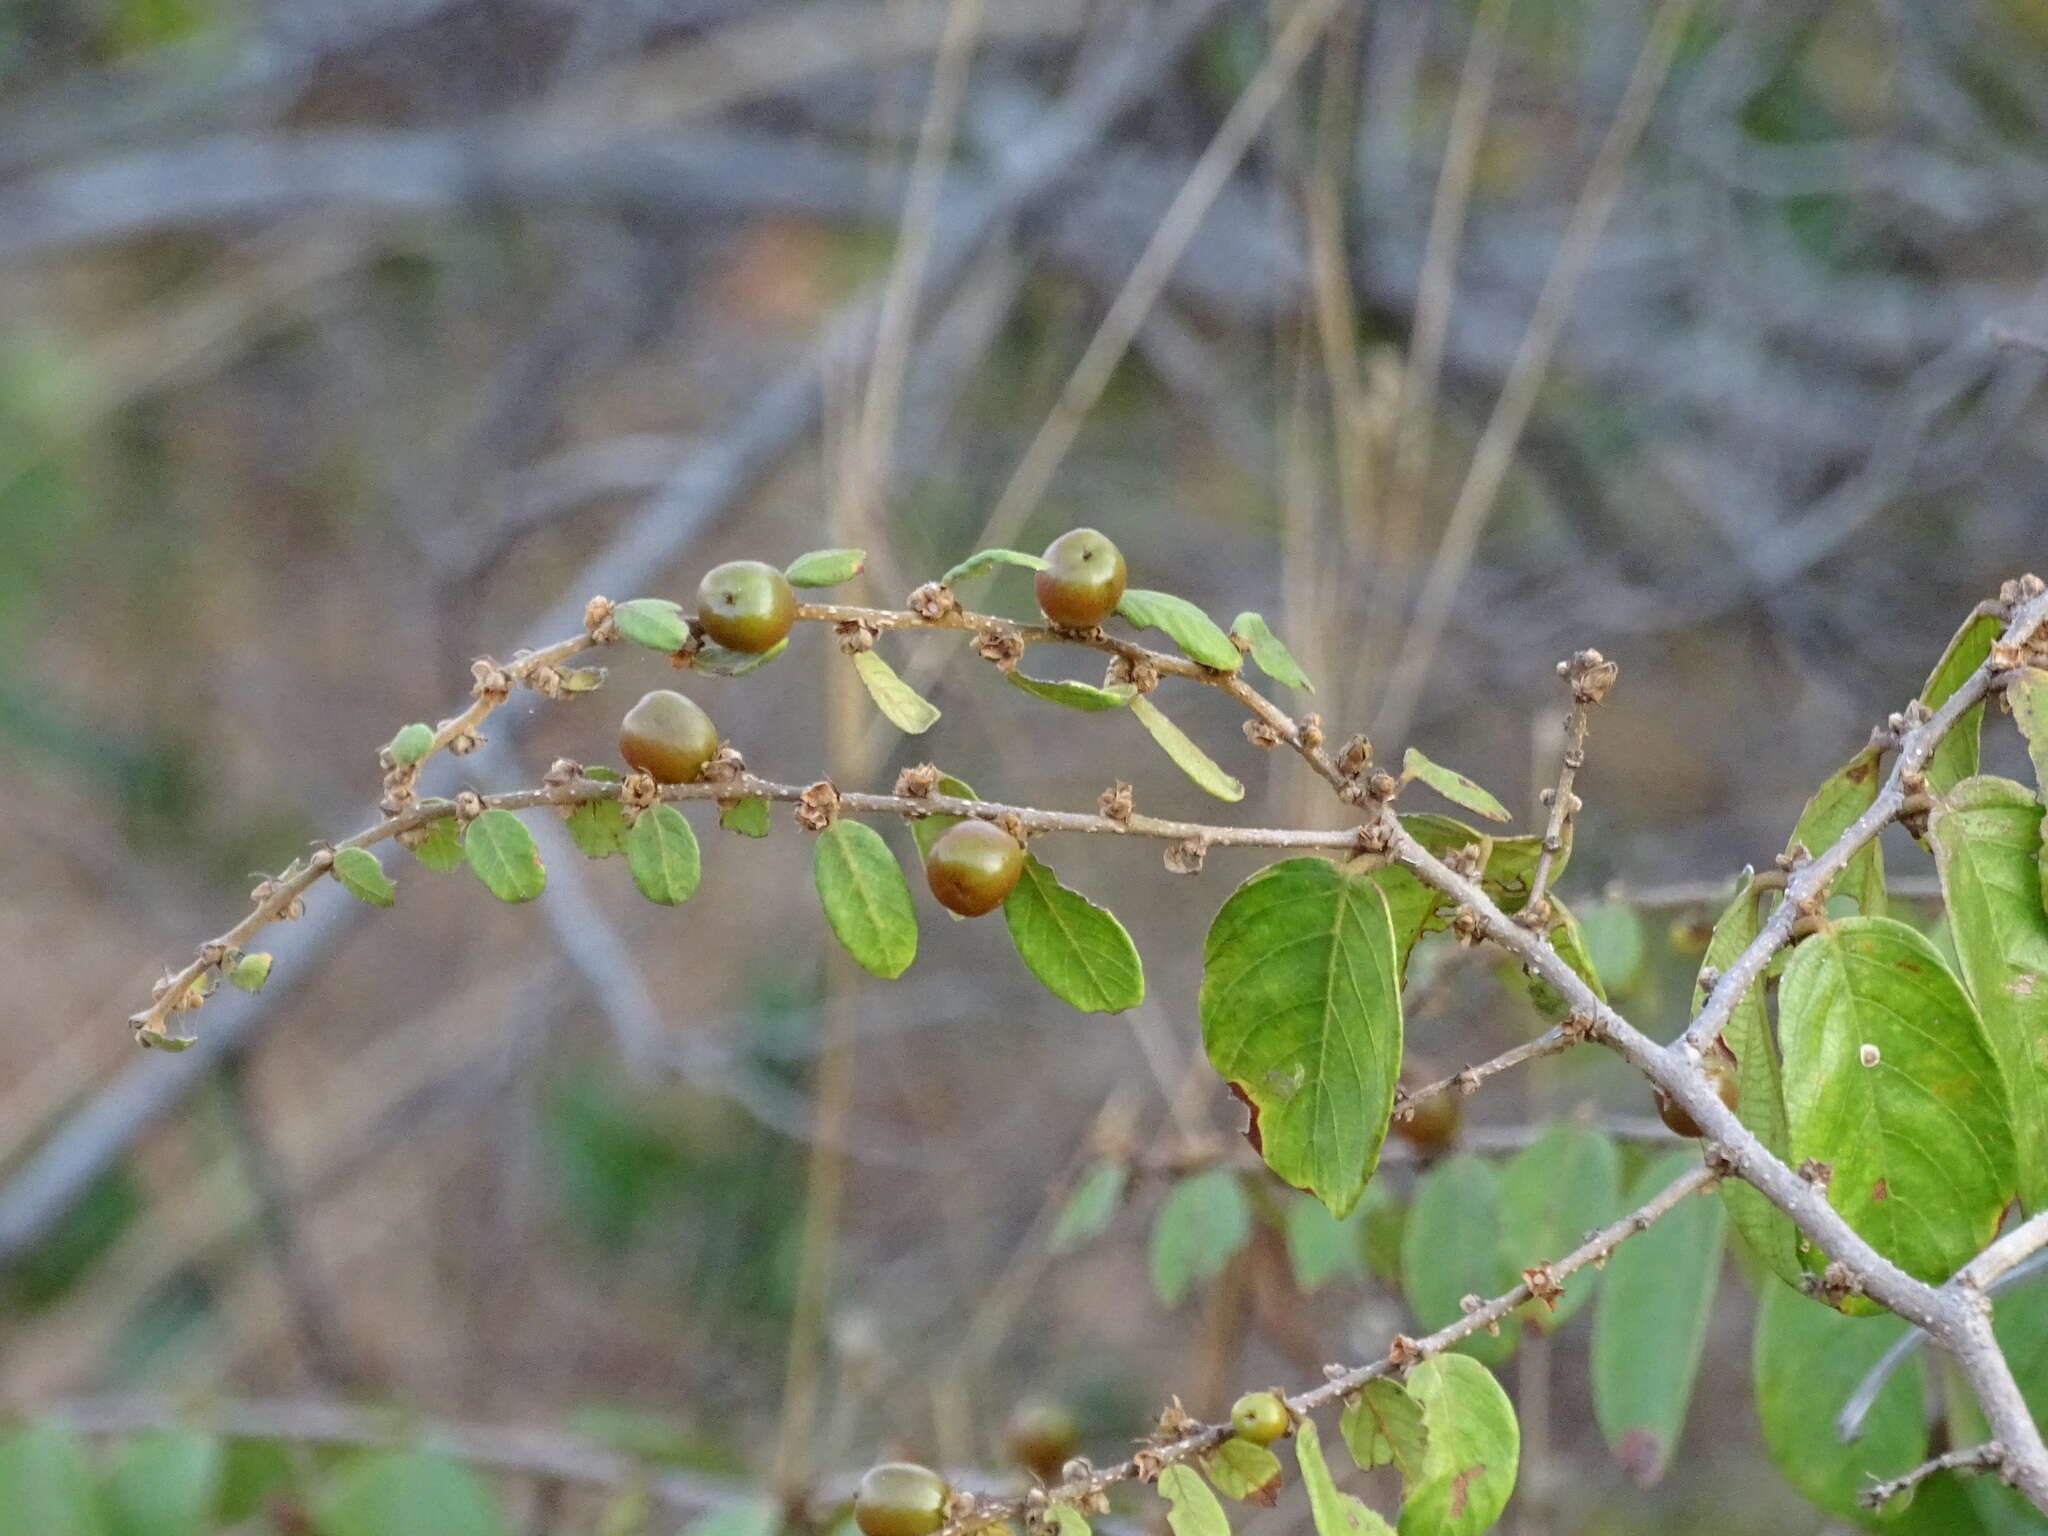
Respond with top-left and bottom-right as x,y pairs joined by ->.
854,1463 -> 950,1536
619,689 -> 719,784
925,819 -> 1026,917
1005,1400 -> 1080,1482
1033,528 -> 1127,628
1393,1088 -> 1461,1153
697,559 -> 797,653
1654,1047 -> 1741,1138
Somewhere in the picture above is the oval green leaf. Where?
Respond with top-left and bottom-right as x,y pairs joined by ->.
565,797 -> 629,858
407,812 -> 465,873
718,796 -> 772,838
1295,1419 -> 1392,1536
1157,1464 -> 1230,1536
941,547 -> 1047,585
812,820 -> 917,978
1578,902 -> 1647,994
1007,670 -> 1135,711
1780,915 -> 2016,1285
1200,1438 -> 1283,1505
850,648 -> 941,734
1148,1167 -> 1250,1306
1400,1153 -> 1519,1365
1786,743 -> 1888,916
1398,1354 -> 1519,1536
104,1430 -> 220,1536
1931,775 -> 2048,1212
1202,859 -> 1402,1218
1919,605 -> 2002,796
1286,1192 -> 1366,1292
1590,1151 -> 1725,1486
1116,589 -> 1241,670
1497,1121 -> 1620,1332
1129,695 -> 1244,801
463,809 -> 546,903
1228,612 -> 1313,692
627,803 -> 702,906
784,547 -> 865,587
1003,855 -> 1144,1013
385,722 -> 433,766
612,597 -> 690,654
1339,1379 -> 1429,1489
1049,1158 -> 1127,1254
331,846 -> 394,907
1399,748 -> 1509,823
693,635 -> 788,676
315,1449 -> 509,1536
0,1422 -> 108,1536
227,952 -> 272,992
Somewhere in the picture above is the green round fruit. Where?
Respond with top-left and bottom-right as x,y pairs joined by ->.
854,1462 -> 950,1536
1654,1048 -> 1740,1138
1229,1392 -> 1289,1447
697,559 -> 797,653
1393,1089 -> 1460,1154
1033,528 -> 1126,628
925,819 -> 1026,917
619,689 -> 719,784
1005,1400 -> 1079,1482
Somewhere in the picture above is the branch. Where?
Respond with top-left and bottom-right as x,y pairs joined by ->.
1956,1210 -> 2048,1294
1520,648 -> 1617,922
1860,1444 -> 2010,1509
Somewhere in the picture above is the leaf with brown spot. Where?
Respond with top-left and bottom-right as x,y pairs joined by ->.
1397,1355 -> 1517,1536
1445,1464 -> 1484,1520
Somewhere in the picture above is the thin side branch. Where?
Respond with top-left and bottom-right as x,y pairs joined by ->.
1520,648 -> 1617,922
1860,1443 -> 2010,1509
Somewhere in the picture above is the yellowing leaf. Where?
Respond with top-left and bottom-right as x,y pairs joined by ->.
1130,695 -> 1244,801
851,649 -> 941,734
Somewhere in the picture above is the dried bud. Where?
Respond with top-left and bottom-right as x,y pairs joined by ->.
1336,734 -> 1373,778
447,728 -> 484,756
453,790 -> 487,823
620,771 -> 661,814
1798,1157 -> 1834,1188
700,746 -> 747,787
1105,653 -> 1160,695
1156,1397 -> 1197,1438
583,595 -> 616,636
1242,718 -> 1283,750
1131,1449 -> 1166,1484
1560,1010 -> 1602,1042
942,1490 -> 980,1525
1352,819 -> 1393,857
796,780 -> 841,831
975,624 -> 1026,670
1098,781 -> 1134,823
1451,907 -> 1485,946
1386,1334 -> 1421,1369
525,663 -> 566,699
307,847 -> 335,872
907,581 -> 959,620
1367,771 -> 1400,802
470,658 -> 513,701
995,811 -> 1029,843
1522,1263 -> 1565,1312
835,619 -> 878,655
1164,838 -> 1207,876
1562,648 -> 1618,705
542,758 -> 583,789
1296,713 -> 1324,750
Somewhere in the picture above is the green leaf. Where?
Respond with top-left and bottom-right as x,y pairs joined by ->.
385,722 -> 433,766
784,547 -> 865,587
2008,670 -> 2048,806
1399,748 -> 1510,823
1578,902 -> 1647,994
566,796 -> 630,858
315,1450 -> 509,1536
1003,856 -> 1144,1013
1007,670 -> 1135,711
1228,613 -> 1314,692
1339,1379 -> 1430,1489
1045,1509 -> 1093,1536
1157,1464 -> 1230,1536
1780,915 -> 2016,1286
1149,1168 -> 1250,1307
407,811 -> 465,872
1497,1122 -> 1620,1332
1753,1282 -> 1927,1522
1524,898 -> 1608,1022
1129,695 -> 1245,801
850,649 -> 940,734
1201,859 -> 1402,1218
812,820 -> 918,979
1401,1154 -> 1519,1365
941,547 -> 1047,585
1701,878 -> 1804,1290
627,803 -> 702,906
681,1499 -> 779,1536
0,1422 -> 108,1536
1286,1193 -> 1365,1292
227,952 -> 272,992
1116,589 -> 1242,670
1931,776 -> 2048,1212
463,809 -> 546,902
214,1439 -> 298,1525
1786,743 -> 1888,915
331,846 -> 394,907
613,597 -> 690,653
1398,1355 -> 1519,1536
909,772 -> 979,861
1920,605 -> 2002,796
104,1431 -> 220,1536
718,796 -> 772,838
692,636 -> 788,676
1590,1151 -> 1725,1486
1049,1159 -> 1128,1254
1294,1419 -> 1392,1536
1199,1438 -> 1283,1505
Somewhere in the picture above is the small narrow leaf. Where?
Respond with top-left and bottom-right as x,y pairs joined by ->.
1149,1168 -> 1250,1307
812,820 -> 918,978
1050,1159 -> 1128,1254
1007,670 -> 1135,711
784,547 -> 866,587
1116,588 -> 1241,670
1590,1151 -> 1725,1485
1785,743 -> 1887,915
1157,1464 -> 1230,1536
463,809 -> 546,903
613,597 -> 690,653
693,636 -> 788,676
1401,1154 -> 1519,1365
385,722 -> 433,765
1399,748 -> 1510,823
565,797 -> 629,858
1497,1122 -> 1620,1332
1200,1438 -> 1283,1505
407,813 -> 465,872
1004,856 -> 1144,1013
227,952 -> 272,992
627,804 -> 702,905
331,846 -> 395,907
718,796 -> 772,838
1919,605 -> 2002,795
1130,695 -> 1244,801
1399,1355 -> 1519,1536
1229,612 -> 1313,692
1285,1194 -> 1365,1292
941,547 -> 1047,585
1203,860 -> 1401,1218
851,649 -> 941,734
1294,1419 -> 1391,1535
1339,1380 -> 1429,1488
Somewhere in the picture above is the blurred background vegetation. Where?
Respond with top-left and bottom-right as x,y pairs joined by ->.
2,0 -> 2046,1530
